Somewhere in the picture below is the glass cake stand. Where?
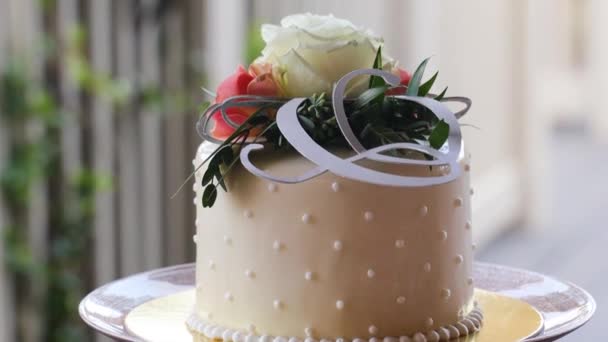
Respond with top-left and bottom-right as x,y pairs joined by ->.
79,262 -> 595,342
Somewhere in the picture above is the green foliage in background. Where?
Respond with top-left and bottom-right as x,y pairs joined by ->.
0,12 -> 200,339
0,60 -> 111,342
245,21 -> 265,65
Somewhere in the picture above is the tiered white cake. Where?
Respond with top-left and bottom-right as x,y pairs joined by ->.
188,142 -> 481,341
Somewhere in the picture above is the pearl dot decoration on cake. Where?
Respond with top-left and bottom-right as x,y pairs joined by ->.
208,260 -> 216,270
193,234 -> 198,244
272,240 -> 284,252
426,317 -> 434,328
470,187 -> 475,195
247,324 -> 256,333
304,271 -> 315,281
396,296 -> 406,304
273,299 -> 283,310
363,211 -> 374,222
243,209 -> 253,219
436,327 -> 450,340
423,262 -> 432,273
441,288 -> 451,301
438,230 -> 448,241
267,183 -> 277,192
367,269 -> 376,278
224,235 -> 232,245
301,213 -> 312,224
425,331 -> 440,341
467,277 -> 474,286
224,291 -> 234,301
331,181 -> 341,192
454,254 -> 464,264
245,269 -> 255,279
465,220 -> 472,230
304,327 -> 314,337
333,240 -> 343,251
454,197 -> 463,207
336,300 -> 345,310
419,205 -> 429,216
368,325 -> 378,335
395,239 -> 405,248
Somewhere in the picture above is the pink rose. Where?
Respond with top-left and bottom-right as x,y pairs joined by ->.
209,65 -> 281,139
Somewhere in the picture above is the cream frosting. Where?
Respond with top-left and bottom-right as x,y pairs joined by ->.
192,141 -> 476,339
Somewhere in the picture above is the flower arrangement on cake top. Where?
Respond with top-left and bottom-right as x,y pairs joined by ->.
195,13 -> 470,208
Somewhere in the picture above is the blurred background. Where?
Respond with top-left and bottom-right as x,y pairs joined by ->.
0,0 -> 605,341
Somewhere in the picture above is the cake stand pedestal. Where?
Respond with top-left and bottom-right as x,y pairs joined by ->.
79,262 -> 595,342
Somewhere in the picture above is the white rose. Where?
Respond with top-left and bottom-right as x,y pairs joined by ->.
258,13 -> 398,97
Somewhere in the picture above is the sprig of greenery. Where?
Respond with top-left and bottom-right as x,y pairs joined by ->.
198,53 -> 454,208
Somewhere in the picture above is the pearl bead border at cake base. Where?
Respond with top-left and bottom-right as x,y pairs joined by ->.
186,305 -> 483,342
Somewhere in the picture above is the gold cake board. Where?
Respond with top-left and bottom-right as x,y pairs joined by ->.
124,289 -> 543,342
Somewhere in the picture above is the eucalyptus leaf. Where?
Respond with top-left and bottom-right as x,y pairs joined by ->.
215,173 -> 227,192
406,57 -> 431,96
418,71 -> 438,96
202,184 -> 218,207
209,153 -> 221,168
220,147 -> 234,165
429,119 -> 450,149
202,167 -> 215,186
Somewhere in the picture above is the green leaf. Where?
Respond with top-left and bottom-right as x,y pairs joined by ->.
418,71 -> 438,96
209,153 -> 221,169
249,114 -> 270,126
202,167 -> 215,186
406,57 -> 431,96
434,86 -> 448,101
429,119 -> 450,149
352,86 -> 388,109
368,46 -> 386,88
245,23 -> 265,64
297,115 -> 316,132
215,173 -> 227,192
202,185 -> 218,208
220,147 -> 234,165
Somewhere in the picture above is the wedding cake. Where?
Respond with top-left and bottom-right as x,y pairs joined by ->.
187,14 -> 481,342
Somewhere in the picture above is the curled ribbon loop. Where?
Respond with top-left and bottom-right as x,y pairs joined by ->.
239,69 -> 464,187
